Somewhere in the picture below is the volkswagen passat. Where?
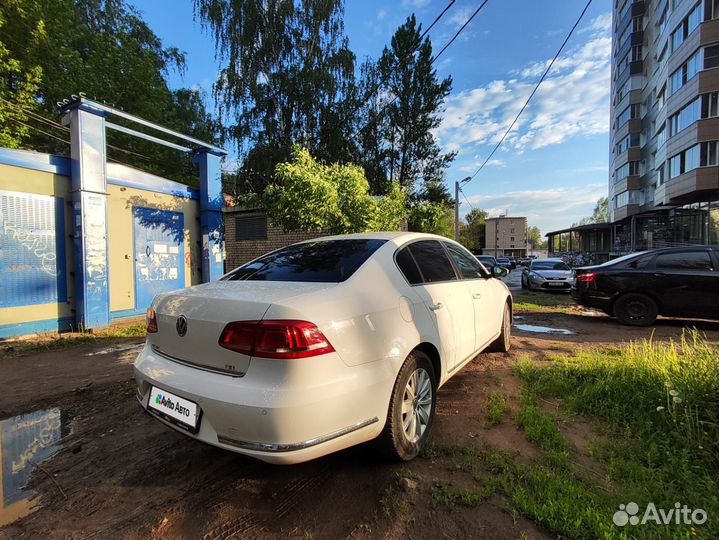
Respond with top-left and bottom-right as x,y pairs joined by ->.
134,233 -> 512,464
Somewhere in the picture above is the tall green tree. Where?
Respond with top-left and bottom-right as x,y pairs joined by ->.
527,225 -> 546,250
0,0 -> 220,185
573,196 -> 610,227
0,11 -> 41,148
194,0 -> 356,190
377,15 -> 455,193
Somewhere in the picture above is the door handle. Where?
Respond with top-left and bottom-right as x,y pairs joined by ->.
472,293 -> 482,299
428,302 -> 444,311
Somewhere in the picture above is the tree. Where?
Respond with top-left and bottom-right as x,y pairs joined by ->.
263,146 -> 407,234
194,0 -> 356,189
375,15 -> 455,193
459,208 -> 488,253
527,225 -> 547,250
573,196 -> 610,226
0,12 -> 41,148
0,0 -> 220,185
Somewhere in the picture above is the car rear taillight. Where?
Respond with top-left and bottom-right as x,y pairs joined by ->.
146,308 -> 158,333
219,320 -> 335,359
575,272 -> 597,283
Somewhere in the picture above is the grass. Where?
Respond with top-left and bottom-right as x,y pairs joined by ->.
513,289 -> 576,310
0,320 -> 147,357
423,333 -> 719,539
431,480 -> 498,509
486,391 -> 509,426
508,331 -> 719,539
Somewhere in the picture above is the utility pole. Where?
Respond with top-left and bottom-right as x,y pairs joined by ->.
454,177 -> 471,242
454,181 -> 460,241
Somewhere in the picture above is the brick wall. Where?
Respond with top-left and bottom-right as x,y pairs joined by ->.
223,207 -> 329,270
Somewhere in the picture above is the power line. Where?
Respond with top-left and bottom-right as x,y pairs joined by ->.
357,0 -> 491,140
5,117 -> 71,146
349,0 -> 456,121
433,0 -> 490,62
462,0 -> 593,185
459,186 -> 474,211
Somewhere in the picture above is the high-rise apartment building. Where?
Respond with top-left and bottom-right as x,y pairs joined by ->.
608,0 -> 718,251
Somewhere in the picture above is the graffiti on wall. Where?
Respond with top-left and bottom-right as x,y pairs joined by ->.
0,190 -> 66,308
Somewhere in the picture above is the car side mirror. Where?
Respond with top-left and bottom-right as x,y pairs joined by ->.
492,266 -> 508,278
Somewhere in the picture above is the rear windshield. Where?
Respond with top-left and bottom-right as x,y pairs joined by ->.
222,239 -> 387,283
532,261 -> 571,271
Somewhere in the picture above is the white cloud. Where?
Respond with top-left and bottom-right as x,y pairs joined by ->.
462,183 -> 608,233
458,159 -> 504,173
376,9 -> 387,21
448,6 -> 475,29
402,0 -> 431,8
436,13 -> 611,155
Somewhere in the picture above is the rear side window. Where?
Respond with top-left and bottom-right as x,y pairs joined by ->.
407,240 -> 457,283
395,247 -> 423,285
443,242 -> 485,279
222,239 -> 387,282
655,251 -> 714,271
624,255 -> 653,269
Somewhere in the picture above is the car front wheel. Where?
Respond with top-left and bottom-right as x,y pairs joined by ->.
614,293 -> 659,326
377,351 -> 437,461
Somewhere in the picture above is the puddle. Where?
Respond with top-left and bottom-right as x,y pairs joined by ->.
514,323 -> 574,335
83,343 -> 142,357
0,408 -> 70,526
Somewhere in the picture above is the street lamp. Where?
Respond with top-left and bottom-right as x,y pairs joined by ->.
455,177 -> 472,241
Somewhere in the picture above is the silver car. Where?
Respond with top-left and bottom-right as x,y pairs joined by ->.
521,258 -> 573,291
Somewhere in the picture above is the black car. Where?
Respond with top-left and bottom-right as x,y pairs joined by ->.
572,246 -> 719,326
476,255 -> 498,270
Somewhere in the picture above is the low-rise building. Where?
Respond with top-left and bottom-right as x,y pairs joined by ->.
483,216 -> 528,258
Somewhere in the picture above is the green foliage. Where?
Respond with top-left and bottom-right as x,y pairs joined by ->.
194,0 -> 356,187
574,196 -> 610,227
460,208 -> 488,253
0,0 -> 220,185
264,146 -> 407,234
0,12 -> 42,148
486,391 -> 509,426
527,225 -> 546,250
408,200 -> 454,238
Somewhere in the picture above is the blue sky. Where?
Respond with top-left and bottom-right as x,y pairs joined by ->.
130,0 -> 612,235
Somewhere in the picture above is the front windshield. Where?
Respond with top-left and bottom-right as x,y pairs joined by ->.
532,260 -> 571,271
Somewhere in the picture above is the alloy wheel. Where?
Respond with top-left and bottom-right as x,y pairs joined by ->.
401,368 -> 433,444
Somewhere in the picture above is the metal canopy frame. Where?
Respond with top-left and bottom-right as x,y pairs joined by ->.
59,95 -> 227,331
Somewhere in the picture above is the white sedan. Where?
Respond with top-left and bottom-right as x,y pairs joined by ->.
134,232 -> 512,464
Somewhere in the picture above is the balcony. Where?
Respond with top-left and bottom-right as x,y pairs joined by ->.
666,118 -> 719,158
614,175 -> 642,194
665,168 -> 719,205
613,204 -> 641,221
666,68 -> 719,116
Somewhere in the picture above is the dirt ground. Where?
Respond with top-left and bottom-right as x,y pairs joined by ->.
1,294 -> 717,539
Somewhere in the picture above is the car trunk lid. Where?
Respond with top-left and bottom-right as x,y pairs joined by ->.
148,281 -> 335,375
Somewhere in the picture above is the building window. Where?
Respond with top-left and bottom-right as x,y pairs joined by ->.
510,236 -> 515,242
616,132 -> 641,154
668,97 -> 701,135
656,84 -> 666,108
701,91 -> 718,117
658,5 -> 668,35
616,103 -> 640,127
700,141 -> 719,165
705,45 -> 719,69
656,124 -> 667,147
656,162 -> 666,186
615,161 -> 640,181
669,143 -> 712,178
670,2 -> 702,52
669,48 -> 702,94
235,214 -> 268,241
614,190 -> 643,208
706,0 -> 719,20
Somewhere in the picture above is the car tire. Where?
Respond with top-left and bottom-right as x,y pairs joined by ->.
487,302 -> 512,353
376,351 -> 437,461
614,293 -> 659,326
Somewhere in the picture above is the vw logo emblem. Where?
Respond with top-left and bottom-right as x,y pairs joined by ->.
176,315 -> 188,337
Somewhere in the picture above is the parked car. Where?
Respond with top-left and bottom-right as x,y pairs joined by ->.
134,233 -> 512,464
518,258 -> 531,268
476,255 -> 498,271
496,257 -> 513,271
521,258 -> 574,291
507,256 -> 517,270
572,246 -> 719,326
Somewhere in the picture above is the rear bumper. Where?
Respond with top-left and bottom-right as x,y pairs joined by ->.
133,342 -> 393,464
571,288 -> 613,311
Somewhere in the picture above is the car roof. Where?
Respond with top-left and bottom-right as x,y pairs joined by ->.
532,258 -> 564,262
301,231 -> 462,246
